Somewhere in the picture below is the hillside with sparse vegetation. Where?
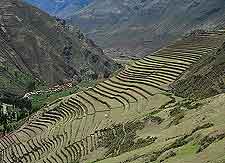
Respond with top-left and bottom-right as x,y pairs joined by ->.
1,0 -> 225,163
1,25 -> 225,162
0,0 -> 119,95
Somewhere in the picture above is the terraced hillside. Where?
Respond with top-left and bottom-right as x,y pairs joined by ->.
172,31 -> 225,99
0,0 -> 119,94
0,30 -> 225,163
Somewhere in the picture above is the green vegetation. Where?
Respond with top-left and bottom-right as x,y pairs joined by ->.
31,86 -> 78,112
0,79 -> 97,134
144,114 -> 164,125
167,107 -> 185,127
31,80 -> 97,112
0,96 -> 31,134
0,63 -> 47,94
1,30 -> 225,163
97,120 -> 157,159
176,143 -> 199,158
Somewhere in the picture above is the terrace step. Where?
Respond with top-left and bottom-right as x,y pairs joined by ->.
104,80 -> 150,102
99,82 -> 139,102
69,97 -> 92,116
135,60 -> 189,70
124,67 -> 181,79
131,63 -> 186,72
140,57 -> 191,66
120,71 -> 171,84
148,56 -> 196,64
92,86 -> 129,109
116,75 -> 167,92
109,77 -> 157,95
82,91 -> 112,111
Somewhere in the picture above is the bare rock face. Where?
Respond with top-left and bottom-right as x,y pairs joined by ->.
0,0 -> 119,94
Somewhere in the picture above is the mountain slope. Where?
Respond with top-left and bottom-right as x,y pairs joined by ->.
172,32 -> 225,99
0,0 -> 119,94
0,29 -> 225,162
67,0 -> 225,57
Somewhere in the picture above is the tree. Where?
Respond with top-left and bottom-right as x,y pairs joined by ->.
26,81 -> 36,92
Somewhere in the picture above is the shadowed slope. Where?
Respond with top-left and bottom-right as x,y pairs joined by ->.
0,0 -> 119,94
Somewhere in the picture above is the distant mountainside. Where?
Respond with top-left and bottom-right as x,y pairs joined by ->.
66,0 -> 225,57
0,0 -> 119,94
24,0 -> 92,17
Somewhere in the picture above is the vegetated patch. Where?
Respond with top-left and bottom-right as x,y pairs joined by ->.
197,130 -> 225,153
175,143 -> 199,158
172,43 -> 225,100
92,114 -> 163,162
144,114 -> 164,125
158,94 -> 176,110
169,113 -> 185,127
31,86 -> 79,112
0,64 -> 45,94
177,100 -> 203,110
148,109 -> 162,116
0,80 -> 97,135
121,154 -> 149,163
139,123 -> 215,162
31,80 -> 97,112
169,107 -> 183,117
167,107 -> 185,127
0,93 -> 32,134
191,123 -> 214,134
159,150 -> 176,162
144,94 -> 177,118
96,119 -> 157,160
167,100 -> 203,127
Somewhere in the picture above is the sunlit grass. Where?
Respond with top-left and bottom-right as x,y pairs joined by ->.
31,80 -> 97,112
176,143 -> 199,157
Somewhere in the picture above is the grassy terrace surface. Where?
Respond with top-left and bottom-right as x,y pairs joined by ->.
1,31 -> 225,163
31,80 -> 97,112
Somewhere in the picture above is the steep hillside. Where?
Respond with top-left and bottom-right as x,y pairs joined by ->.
67,0 -> 225,57
0,29 -> 225,162
0,0 -> 119,94
172,31 -> 225,99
